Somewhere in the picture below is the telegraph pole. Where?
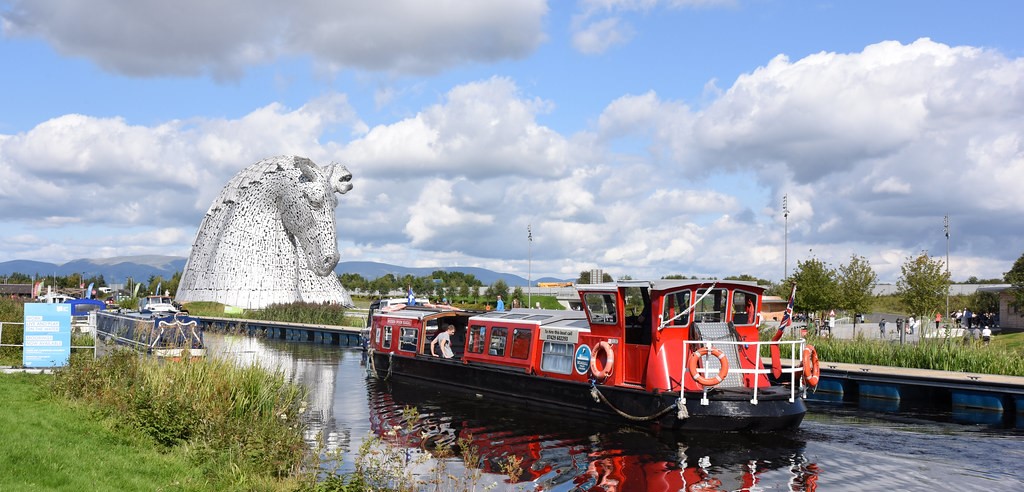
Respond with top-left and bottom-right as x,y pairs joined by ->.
783,194 -> 790,280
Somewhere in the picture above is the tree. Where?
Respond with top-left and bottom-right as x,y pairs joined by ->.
1004,252 -> 1024,311
837,254 -> 877,317
484,279 -> 510,301
896,252 -> 950,320
789,258 -> 837,318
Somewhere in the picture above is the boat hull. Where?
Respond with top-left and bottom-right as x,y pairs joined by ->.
371,352 -> 805,432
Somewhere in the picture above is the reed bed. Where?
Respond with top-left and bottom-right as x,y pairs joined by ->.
50,350 -> 308,489
807,336 -> 1024,376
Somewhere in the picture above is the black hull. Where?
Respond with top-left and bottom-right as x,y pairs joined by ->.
370,352 -> 805,432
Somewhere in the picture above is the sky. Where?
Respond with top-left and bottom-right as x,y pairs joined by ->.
1,0 -> 1022,285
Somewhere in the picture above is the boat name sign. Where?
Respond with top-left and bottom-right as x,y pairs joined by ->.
574,344 -> 591,375
540,327 -> 579,344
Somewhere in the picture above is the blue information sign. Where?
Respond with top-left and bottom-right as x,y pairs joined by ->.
23,303 -> 72,368
574,344 -> 592,375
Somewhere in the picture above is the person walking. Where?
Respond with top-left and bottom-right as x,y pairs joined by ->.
934,312 -> 942,332
879,318 -> 887,338
982,326 -> 992,345
430,324 -> 456,358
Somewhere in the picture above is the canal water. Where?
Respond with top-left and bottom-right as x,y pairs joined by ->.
206,333 -> 1023,491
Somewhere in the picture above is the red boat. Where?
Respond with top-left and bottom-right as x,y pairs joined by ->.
367,279 -> 815,432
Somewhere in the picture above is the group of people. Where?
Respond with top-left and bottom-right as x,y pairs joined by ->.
878,316 -> 922,337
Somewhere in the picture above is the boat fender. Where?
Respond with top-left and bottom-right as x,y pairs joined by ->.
802,344 -> 820,387
590,341 -> 615,382
687,347 -> 729,387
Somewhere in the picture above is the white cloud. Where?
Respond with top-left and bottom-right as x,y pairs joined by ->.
0,0 -> 547,78
2,38 -> 1022,283
572,17 -> 634,55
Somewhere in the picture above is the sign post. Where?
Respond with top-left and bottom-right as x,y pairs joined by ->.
23,303 -> 72,368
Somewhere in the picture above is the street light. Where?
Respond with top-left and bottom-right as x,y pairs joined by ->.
783,194 -> 790,280
527,225 -> 533,308
944,214 -> 950,327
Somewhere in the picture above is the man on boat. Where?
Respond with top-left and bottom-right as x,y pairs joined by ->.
431,324 -> 455,358
496,295 -> 505,311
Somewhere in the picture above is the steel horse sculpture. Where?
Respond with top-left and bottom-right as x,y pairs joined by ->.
176,155 -> 354,309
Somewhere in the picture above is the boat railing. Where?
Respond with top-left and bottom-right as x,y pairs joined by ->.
682,339 -> 807,406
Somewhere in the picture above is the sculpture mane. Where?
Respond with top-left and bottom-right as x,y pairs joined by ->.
176,155 -> 354,309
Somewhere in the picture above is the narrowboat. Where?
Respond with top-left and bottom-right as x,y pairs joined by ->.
368,280 -> 816,432
96,310 -> 206,359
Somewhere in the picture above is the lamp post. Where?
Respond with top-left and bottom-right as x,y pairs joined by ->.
944,215 -> 950,327
783,194 -> 790,280
527,224 -> 533,308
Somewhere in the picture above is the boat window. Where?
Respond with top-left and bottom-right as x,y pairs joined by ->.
525,314 -> 551,320
732,290 -> 759,326
540,341 -> 573,374
382,326 -> 393,349
695,288 -> 727,323
488,327 -> 508,357
583,292 -> 618,325
662,290 -> 691,327
510,328 -> 532,360
399,327 -> 419,352
467,325 -> 486,354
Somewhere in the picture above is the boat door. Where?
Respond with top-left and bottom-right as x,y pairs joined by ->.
622,284 -> 652,386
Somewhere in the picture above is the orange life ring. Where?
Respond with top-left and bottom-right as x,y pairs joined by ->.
590,341 -> 615,382
687,347 -> 729,387
802,344 -> 820,387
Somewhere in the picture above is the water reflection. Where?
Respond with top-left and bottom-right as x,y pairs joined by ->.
208,333 -> 1023,491
205,334 -> 352,453
368,378 -> 818,491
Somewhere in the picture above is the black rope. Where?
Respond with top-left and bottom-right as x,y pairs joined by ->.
589,381 -> 682,422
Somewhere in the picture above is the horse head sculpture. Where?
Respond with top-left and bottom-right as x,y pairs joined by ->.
176,155 -> 355,309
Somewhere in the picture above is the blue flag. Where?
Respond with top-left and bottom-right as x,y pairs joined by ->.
407,287 -> 416,306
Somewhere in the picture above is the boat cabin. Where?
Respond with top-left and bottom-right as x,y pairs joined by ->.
369,279 -> 779,394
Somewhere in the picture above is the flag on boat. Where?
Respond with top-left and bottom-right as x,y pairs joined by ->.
772,283 -> 797,342
32,280 -> 44,298
407,286 -> 416,306
156,282 -> 162,296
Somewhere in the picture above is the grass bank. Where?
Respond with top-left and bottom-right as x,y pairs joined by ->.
42,351 -> 309,490
0,373 -> 206,491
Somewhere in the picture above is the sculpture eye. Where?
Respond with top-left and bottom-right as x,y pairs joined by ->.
303,183 -> 326,208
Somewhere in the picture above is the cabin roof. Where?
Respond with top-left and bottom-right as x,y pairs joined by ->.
468,308 -> 586,326
575,279 -> 763,293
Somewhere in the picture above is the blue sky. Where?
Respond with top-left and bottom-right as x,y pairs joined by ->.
1,0 -> 1022,284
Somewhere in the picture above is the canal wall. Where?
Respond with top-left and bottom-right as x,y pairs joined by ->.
196,316 -> 365,347
806,360 -> 1024,428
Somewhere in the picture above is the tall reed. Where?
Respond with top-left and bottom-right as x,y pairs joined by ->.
50,350 -> 308,486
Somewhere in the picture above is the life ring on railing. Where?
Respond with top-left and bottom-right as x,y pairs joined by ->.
687,347 -> 729,387
802,344 -> 820,387
590,341 -> 615,382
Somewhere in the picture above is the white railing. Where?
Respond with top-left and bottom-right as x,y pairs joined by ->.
1,321 -> 97,365
682,339 -> 807,406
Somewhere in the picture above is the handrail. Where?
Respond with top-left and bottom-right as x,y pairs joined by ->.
682,339 -> 807,406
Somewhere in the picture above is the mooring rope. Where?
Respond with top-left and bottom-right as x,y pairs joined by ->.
589,381 -> 685,422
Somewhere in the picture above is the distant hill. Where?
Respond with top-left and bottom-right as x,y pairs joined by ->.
0,255 -> 187,283
0,256 -> 571,286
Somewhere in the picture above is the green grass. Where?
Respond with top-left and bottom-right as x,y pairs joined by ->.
0,373 -> 207,491
48,350 -> 308,490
